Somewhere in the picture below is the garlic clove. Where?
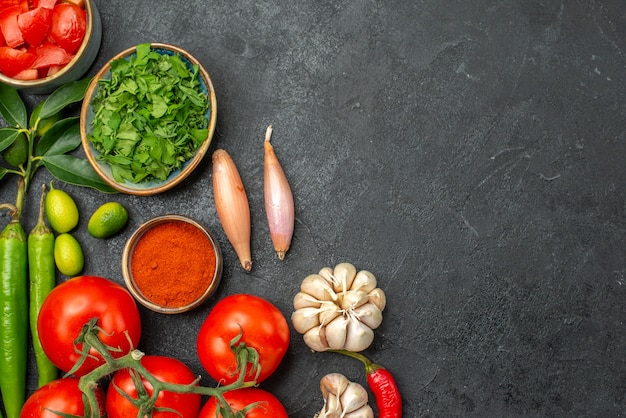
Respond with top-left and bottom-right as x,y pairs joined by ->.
303,326 -> 329,351
345,404 -> 375,418
291,307 -> 321,334
301,274 -> 337,301
293,291 -> 322,310
320,373 -> 350,399
318,266 -> 335,282
343,318 -> 374,352
367,287 -> 387,311
352,302 -> 383,329
340,381 -> 369,413
340,289 -> 369,310
332,263 -> 357,292
350,270 -> 377,293
318,301 -> 342,325
325,315 -> 349,349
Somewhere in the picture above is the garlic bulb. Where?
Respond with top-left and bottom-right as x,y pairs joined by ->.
292,263 -> 386,352
314,373 -> 374,418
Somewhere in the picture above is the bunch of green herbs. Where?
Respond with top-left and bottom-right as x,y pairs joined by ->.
88,43 -> 209,184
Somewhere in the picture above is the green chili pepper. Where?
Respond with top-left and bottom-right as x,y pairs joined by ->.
28,184 -> 58,387
0,211 -> 28,418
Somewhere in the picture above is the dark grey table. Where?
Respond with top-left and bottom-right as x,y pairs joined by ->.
2,0 -> 625,416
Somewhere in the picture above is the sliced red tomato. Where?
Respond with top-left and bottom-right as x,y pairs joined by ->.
0,0 -> 27,13
35,0 -> 57,9
0,25 -> 5,45
49,2 -> 85,54
198,388 -> 288,418
0,5 -> 24,47
31,41 -> 70,68
0,45 -> 35,76
12,67 -> 37,79
17,6 -> 51,47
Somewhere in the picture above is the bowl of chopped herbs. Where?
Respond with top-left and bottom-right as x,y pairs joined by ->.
79,43 -> 217,195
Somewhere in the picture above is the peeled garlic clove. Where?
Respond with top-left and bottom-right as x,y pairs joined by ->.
352,302 -> 383,329
340,382 -> 369,413
293,291 -> 322,309
212,149 -> 252,271
263,125 -> 295,260
350,270 -> 377,293
332,263 -> 357,292
367,288 -> 387,311
301,274 -> 337,301
303,327 -> 329,351
343,318 -> 374,352
318,301 -> 342,325
325,315 -> 349,349
340,289 -> 369,310
345,404 -> 374,418
320,373 -> 350,399
291,307 -> 321,334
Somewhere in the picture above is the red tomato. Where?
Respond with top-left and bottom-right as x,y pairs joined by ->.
0,0 -> 28,11
31,41 -> 70,68
37,275 -> 142,376
198,388 -> 288,418
35,0 -> 57,9
0,5 -> 24,47
12,67 -> 37,79
19,377 -> 105,418
196,294 -> 290,384
17,6 -> 52,47
0,45 -> 35,76
49,2 -> 85,54
106,355 -> 201,418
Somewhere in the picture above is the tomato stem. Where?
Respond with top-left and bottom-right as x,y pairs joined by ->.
75,319 -> 259,418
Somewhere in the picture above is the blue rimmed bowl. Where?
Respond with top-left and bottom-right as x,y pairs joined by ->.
79,43 -> 217,196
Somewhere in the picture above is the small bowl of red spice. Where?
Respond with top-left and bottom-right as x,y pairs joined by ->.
122,215 -> 222,314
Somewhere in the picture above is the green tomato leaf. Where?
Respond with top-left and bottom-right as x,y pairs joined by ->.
41,154 -> 118,193
39,78 -> 92,120
0,128 -> 20,153
35,117 -> 80,156
0,83 -> 27,128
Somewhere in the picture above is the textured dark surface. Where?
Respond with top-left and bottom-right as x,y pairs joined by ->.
2,0 -> 626,416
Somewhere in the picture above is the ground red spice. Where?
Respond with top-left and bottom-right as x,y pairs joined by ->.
130,220 -> 216,308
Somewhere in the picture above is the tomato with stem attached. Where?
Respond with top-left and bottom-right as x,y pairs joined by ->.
106,355 -> 201,418
37,275 -> 141,376
199,388 -> 288,418
19,377 -> 105,418
196,294 -> 290,384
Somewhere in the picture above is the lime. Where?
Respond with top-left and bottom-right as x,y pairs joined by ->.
31,101 -> 62,137
88,202 -> 129,239
54,233 -> 84,276
45,184 -> 79,233
1,133 -> 28,167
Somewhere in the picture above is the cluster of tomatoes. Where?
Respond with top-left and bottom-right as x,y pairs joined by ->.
0,0 -> 86,79
21,275 -> 291,417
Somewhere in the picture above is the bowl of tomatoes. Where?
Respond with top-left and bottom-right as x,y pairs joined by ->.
0,0 -> 102,94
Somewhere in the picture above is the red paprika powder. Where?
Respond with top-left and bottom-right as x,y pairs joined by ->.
130,219 -> 218,308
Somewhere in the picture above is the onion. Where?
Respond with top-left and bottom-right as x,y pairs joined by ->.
263,125 -> 294,260
212,149 -> 252,271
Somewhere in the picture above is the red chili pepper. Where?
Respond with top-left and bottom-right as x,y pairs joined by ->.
329,350 -> 402,417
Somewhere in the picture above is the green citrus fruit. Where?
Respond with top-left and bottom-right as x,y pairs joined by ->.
54,233 -> 84,276
31,101 -> 62,137
88,202 -> 129,239
45,185 -> 79,233
1,133 -> 28,167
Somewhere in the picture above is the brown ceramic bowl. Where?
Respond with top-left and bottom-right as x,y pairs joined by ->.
0,0 -> 102,94
122,215 -> 222,314
80,43 -> 217,195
